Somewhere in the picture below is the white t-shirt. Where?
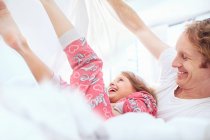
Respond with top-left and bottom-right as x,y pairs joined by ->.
156,48 -> 210,121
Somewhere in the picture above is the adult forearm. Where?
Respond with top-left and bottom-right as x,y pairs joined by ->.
107,0 -> 168,58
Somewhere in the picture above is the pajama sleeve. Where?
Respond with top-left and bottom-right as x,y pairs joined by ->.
119,91 -> 157,117
58,29 -> 113,119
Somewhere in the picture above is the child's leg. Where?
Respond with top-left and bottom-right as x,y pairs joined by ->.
0,0 -> 53,83
39,0 -> 74,38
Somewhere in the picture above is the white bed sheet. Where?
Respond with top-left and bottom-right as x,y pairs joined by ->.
0,84 -> 209,140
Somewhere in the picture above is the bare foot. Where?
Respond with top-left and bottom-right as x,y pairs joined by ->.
0,0 -> 28,51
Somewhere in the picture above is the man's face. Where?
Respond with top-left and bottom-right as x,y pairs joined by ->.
172,32 -> 210,89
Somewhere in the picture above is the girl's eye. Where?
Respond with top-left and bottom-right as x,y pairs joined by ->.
118,78 -> 123,82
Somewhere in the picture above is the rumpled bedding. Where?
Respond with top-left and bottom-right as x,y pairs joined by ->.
0,84 -> 209,140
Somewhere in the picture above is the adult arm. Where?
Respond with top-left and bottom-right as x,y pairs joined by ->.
107,0 -> 169,59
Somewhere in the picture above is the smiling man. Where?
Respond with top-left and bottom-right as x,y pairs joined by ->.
107,0 -> 210,121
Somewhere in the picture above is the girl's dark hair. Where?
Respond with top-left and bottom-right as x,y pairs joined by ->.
121,71 -> 156,100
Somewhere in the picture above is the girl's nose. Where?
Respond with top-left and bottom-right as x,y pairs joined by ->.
110,80 -> 118,87
109,81 -> 115,86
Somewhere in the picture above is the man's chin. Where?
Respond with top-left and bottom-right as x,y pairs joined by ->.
176,80 -> 184,88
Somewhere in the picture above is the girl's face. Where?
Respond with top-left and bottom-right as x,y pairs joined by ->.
108,74 -> 136,103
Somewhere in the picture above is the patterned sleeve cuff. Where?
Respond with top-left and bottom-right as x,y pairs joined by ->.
51,72 -> 71,89
51,72 -> 62,87
59,28 -> 83,50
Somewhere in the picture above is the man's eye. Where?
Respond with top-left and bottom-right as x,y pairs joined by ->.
182,55 -> 188,60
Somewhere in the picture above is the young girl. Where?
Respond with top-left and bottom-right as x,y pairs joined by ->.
109,71 -> 156,116
0,0 -> 157,119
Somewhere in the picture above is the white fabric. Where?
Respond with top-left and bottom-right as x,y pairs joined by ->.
85,0 -> 133,66
156,47 -> 210,121
104,113 -> 210,140
0,84 -> 210,140
0,84 -> 104,140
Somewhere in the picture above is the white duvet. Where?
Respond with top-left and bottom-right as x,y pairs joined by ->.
0,84 -> 209,140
